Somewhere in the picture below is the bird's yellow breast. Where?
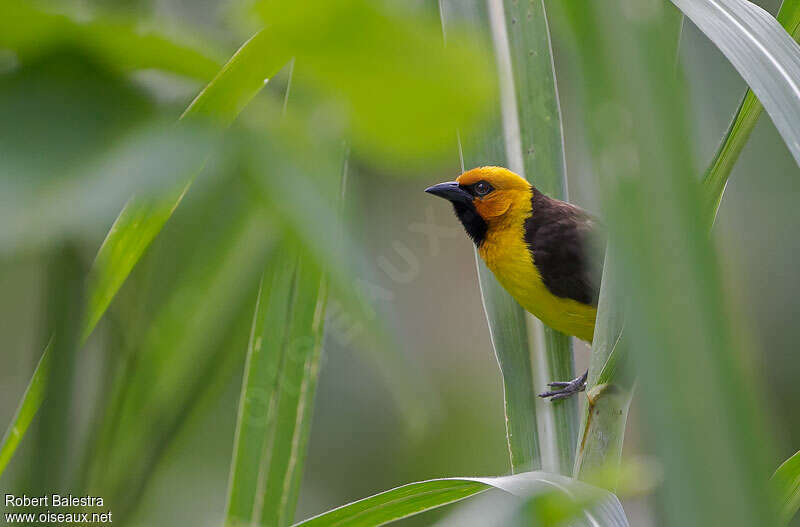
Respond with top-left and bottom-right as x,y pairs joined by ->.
478,192 -> 596,342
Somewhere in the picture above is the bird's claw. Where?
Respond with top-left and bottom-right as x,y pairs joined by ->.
538,371 -> 588,401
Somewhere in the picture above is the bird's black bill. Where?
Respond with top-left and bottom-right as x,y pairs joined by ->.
424,181 -> 472,204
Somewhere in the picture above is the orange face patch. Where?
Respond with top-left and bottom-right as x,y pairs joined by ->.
456,166 -> 532,221
473,191 -> 512,218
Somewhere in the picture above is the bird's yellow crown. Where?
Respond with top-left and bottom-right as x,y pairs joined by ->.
456,166 -> 530,190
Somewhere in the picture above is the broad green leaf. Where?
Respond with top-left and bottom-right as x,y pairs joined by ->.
256,0 -> 495,162
561,1 -> 778,526
439,0 -> 541,473
672,0 -> 800,172
771,449 -> 800,525
0,30 -> 289,481
0,52 -> 154,182
0,0 -> 221,80
512,485 -> 630,527
701,0 -> 800,224
292,471 -> 627,527
575,0 -> 800,486
0,122 -> 218,256
439,0 -> 577,475
494,0 -> 578,476
572,13 -> 683,486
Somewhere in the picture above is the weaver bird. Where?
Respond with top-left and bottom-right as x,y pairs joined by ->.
426,166 -> 603,400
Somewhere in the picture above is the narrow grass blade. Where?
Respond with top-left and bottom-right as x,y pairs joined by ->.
439,0 -> 541,473
87,31 -> 289,338
0,30 -> 289,481
84,201 -> 274,515
561,1 -> 778,525
225,258 -> 297,526
0,342 -> 50,476
0,0 -> 222,80
701,0 -> 800,224
83,187 -> 189,339
224,252 -> 328,527
771,449 -> 800,525
225,138 -> 348,526
292,472 -> 626,527
672,0 -> 800,171
180,30 -> 286,125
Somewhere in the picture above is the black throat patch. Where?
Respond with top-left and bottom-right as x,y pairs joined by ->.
452,201 -> 487,247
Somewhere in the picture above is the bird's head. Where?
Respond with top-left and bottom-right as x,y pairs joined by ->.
425,166 -> 532,246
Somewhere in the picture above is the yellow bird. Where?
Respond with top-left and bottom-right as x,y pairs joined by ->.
426,166 -> 603,400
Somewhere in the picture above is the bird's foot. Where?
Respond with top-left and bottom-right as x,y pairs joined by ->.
538,370 -> 588,401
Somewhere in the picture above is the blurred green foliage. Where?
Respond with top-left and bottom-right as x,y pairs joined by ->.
0,0 -> 496,525
255,0 -> 495,161
0,0 -> 222,80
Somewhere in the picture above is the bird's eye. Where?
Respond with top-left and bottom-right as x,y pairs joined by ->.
474,181 -> 493,196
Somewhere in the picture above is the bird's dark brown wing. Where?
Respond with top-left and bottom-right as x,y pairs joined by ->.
524,190 -> 604,306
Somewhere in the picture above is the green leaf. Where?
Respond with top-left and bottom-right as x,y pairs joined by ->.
672,0 -> 800,170
0,0 -> 222,80
225,240 -> 333,526
571,12 -> 683,486
575,0 -> 800,488
84,200 -> 273,516
439,0 -> 541,473
772,449 -> 800,525
512,484 -> 630,527
573,254 -> 632,487
85,31 -> 290,339
439,0 -> 577,475
83,185 -> 188,340
292,471 -> 627,527
256,0 -> 496,162
560,1 -> 779,526
1,122 -> 218,256
0,341 -> 50,477
495,0 -> 578,476
701,0 -> 800,224
225,253 -> 327,527
0,51 -> 155,181
181,30 -> 287,124
0,30 -> 289,481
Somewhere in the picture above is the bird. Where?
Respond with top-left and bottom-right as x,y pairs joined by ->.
425,166 -> 603,400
